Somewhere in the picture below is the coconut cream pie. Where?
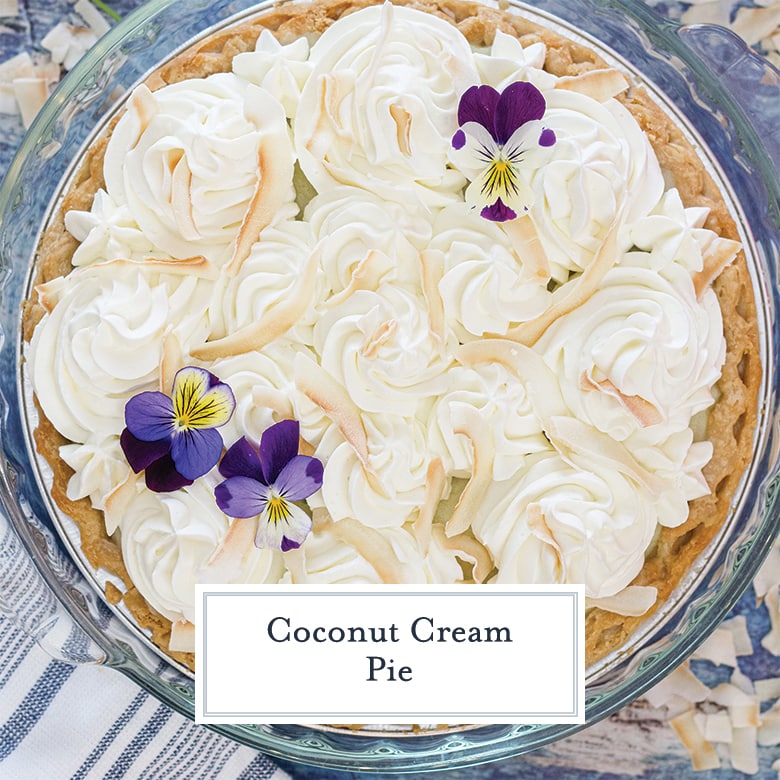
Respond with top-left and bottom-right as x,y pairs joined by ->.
23,0 -> 760,672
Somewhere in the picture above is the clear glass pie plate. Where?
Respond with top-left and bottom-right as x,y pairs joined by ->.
0,0 -> 778,772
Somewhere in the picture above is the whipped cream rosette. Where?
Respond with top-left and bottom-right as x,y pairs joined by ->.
101,74 -> 297,267
473,450 -> 659,601
294,2 -> 478,209
29,257 -> 213,445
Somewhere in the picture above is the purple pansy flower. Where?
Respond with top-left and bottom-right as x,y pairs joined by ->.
451,81 -> 556,222
120,366 -> 236,493
214,420 -> 323,552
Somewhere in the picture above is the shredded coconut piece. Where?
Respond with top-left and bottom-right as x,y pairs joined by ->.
0,0 -> 18,15
74,0 -> 111,36
41,22 -> 98,71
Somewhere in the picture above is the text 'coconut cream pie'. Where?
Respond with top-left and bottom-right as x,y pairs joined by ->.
23,0 -> 760,675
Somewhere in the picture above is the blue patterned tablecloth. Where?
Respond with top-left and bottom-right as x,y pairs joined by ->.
0,1 -> 778,778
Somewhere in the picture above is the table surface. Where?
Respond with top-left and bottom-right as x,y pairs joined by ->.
0,0 -> 778,778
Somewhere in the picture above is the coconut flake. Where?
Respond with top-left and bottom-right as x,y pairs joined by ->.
644,661 -> 711,707
586,585 -> 657,616
669,710 -> 721,770
555,68 -> 630,101
13,77 -> 49,128
762,585 -> 780,656
0,0 -> 19,15
692,625 -> 739,667
169,619 -> 195,653
74,0 -> 111,36
41,22 -> 97,71
732,6 -> 780,46
759,699 -> 780,747
731,726 -> 759,774
445,405 -> 496,537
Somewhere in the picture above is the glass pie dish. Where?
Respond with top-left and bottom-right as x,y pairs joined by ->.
0,0 -> 778,771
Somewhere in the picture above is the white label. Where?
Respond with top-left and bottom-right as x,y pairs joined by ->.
195,585 -> 585,725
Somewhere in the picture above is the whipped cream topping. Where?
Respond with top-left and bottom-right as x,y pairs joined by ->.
475,451 -> 659,600
30,258 -> 212,444
30,4 -> 742,634
294,3 -> 478,209
109,478 -> 229,623
526,89 -> 665,279
102,75 -> 296,265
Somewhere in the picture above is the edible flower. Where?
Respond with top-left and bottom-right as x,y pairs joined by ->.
451,81 -> 556,222
214,420 -> 323,551
120,366 -> 236,493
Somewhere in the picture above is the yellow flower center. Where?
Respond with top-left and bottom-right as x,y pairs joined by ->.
267,492 -> 292,525
482,155 -> 520,202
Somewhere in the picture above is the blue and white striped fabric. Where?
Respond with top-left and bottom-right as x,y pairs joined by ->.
0,615 -> 289,780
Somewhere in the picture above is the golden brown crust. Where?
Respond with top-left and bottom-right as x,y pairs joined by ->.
24,0 -> 761,674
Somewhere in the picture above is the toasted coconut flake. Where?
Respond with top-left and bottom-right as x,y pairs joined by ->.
692,625 -> 739,667
702,711 -> 733,744
389,102 -> 413,157
693,235 -> 741,298
547,415 -> 667,497
723,615 -> 754,657
0,0 -> 19,15
169,619 -> 195,653
756,677 -> 780,702
412,458 -> 446,554
41,22 -> 97,71
586,585 -> 657,616
192,246 -> 318,360
109,254 -> 216,279
34,275 -> 68,313
74,0 -> 111,36
294,352 -> 370,466
505,212 -> 622,346
445,405 -> 495,537
251,386 -> 294,421
580,372 -> 663,427
325,250 -> 386,308
431,524 -> 493,583
669,710 -> 721,771
103,475 -> 140,536
419,248 -> 447,347
762,585 -> 780,656
0,52 -> 34,82
160,331 -> 183,393
733,6 -> 780,46
226,147 -> 289,274
645,661 -> 710,707
555,68 -> 629,101
360,318 -> 397,359
170,152 -> 199,241
501,214 -> 551,283
197,517 -> 257,582
126,85 -> 157,146
328,517 -> 407,583
13,77 -> 49,128
731,726 -> 759,774
759,700 -> 780,747
527,504 -> 565,579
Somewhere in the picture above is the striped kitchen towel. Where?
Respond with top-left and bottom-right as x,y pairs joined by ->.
0,614 -> 290,780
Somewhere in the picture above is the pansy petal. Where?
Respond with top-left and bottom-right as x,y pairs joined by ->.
449,122 -> 501,178
494,81 -> 546,145
255,500 -> 312,551
145,453 -> 193,493
172,366 -> 235,431
275,455 -> 324,501
170,427 -> 223,480
215,475 -> 270,518
481,197 -> 518,222
120,428 -> 172,473
457,84 -> 500,133
219,436 -> 264,481
125,391 -> 175,442
259,419 -> 300,485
